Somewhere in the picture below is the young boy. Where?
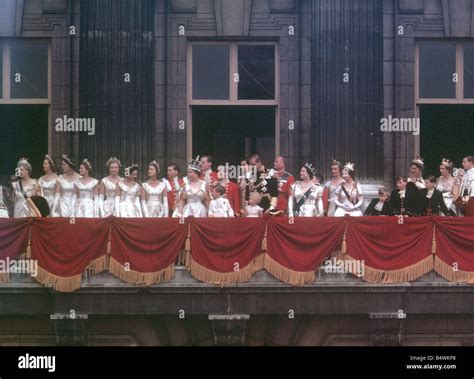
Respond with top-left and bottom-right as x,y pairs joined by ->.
420,175 -> 451,216
390,176 -> 418,216
244,192 -> 264,218
364,187 -> 392,216
208,184 -> 234,217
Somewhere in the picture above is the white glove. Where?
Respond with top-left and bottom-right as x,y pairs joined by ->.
114,196 -> 120,217
98,194 -> 105,217
51,192 -> 60,217
135,197 -> 143,217
141,200 -> 149,218
71,194 -> 78,217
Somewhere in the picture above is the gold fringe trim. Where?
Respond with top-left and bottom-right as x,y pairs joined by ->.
431,224 -> 436,255
261,224 -> 268,251
35,265 -> 82,293
345,254 -> 434,283
108,257 -> 175,286
86,255 -> 108,275
434,256 -> 474,284
25,225 -> 32,259
264,253 -> 315,286
341,223 -> 348,254
187,254 -> 264,286
106,225 -> 112,255
180,222 -> 191,267
0,272 -> 10,283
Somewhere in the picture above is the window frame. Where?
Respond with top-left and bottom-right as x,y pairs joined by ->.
188,40 -> 279,106
0,39 -> 51,104
415,40 -> 474,104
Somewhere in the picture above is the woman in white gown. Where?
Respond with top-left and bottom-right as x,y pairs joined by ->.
115,164 -> 142,217
38,155 -> 58,215
73,159 -> 99,218
288,163 -> 324,217
141,160 -> 168,218
334,162 -> 364,217
176,157 -> 209,218
12,158 -> 43,218
52,155 -> 81,217
324,159 -> 345,216
436,158 -> 456,214
98,157 -> 122,217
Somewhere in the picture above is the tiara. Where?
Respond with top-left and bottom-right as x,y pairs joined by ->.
17,157 -> 32,169
303,162 -> 316,176
61,154 -> 75,166
331,158 -> 341,166
344,162 -> 355,171
411,156 -> 424,167
81,158 -> 92,169
149,160 -> 160,171
44,154 -> 54,162
188,155 -> 201,173
124,163 -> 138,177
440,158 -> 453,169
106,156 -> 121,167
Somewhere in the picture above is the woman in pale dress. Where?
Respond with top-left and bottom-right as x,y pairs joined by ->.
288,163 -> 324,217
114,164 -> 142,217
324,159 -> 345,216
98,157 -> 122,217
141,160 -> 168,218
51,155 -> 81,217
436,158 -> 456,214
12,158 -> 42,218
38,155 -> 58,216
73,159 -> 99,218
334,162 -> 364,217
176,157 -> 209,218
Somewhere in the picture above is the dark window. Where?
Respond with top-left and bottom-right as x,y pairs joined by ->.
238,45 -> 275,100
10,41 -> 48,99
464,43 -> 474,99
419,42 -> 456,99
192,45 -> 230,100
0,43 -> 3,98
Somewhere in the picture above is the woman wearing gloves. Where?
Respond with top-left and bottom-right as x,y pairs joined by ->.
141,160 -> 168,217
334,162 -> 364,217
52,155 -> 81,217
176,157 -> 209,218
73,159 -> 99,218
288,162 -> 324,217
115,164 -> 142,217
38,155 -> 58,215
98,157 -> 122,217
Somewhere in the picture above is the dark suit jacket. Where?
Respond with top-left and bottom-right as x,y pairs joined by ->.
390,188 -> 419,216
419,188 -> 451,216
364,198 -> 393,216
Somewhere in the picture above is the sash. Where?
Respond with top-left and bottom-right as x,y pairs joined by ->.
293,187 -> 313,216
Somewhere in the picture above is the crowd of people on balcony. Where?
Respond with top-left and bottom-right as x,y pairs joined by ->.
0,153 -> 473,219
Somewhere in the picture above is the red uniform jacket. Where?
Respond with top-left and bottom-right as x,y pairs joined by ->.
223,180 -> 241,216
164,177 -> 185,214
275,171 -> 295,214
199,170 -> 219,184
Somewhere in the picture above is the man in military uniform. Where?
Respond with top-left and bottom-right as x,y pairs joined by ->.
248,154 -> 279,215
272,156 -> 295,216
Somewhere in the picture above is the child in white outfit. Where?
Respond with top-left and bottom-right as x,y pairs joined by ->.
208,184 -> 234,217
